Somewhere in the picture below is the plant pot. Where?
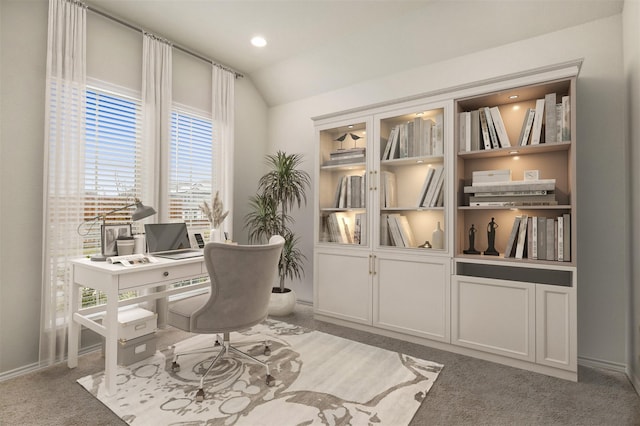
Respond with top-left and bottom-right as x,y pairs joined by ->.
268,287 -> 296,316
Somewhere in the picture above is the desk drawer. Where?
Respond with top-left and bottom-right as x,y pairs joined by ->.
119,263 -> 203,289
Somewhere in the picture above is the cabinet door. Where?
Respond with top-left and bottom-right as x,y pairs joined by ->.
452,275 -> 535,361
314,250 -> 372,324
374,254 -> 450,342
536,284 -> 577,371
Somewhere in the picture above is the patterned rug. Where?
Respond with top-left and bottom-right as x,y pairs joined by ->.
78,319 -> 443,425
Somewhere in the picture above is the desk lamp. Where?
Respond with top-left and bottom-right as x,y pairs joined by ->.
78,198 -> 156,261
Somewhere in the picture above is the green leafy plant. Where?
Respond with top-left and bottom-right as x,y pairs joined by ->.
244,151 -> 311,293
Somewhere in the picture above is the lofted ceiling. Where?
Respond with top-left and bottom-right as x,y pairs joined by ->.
85,0 -> 624,106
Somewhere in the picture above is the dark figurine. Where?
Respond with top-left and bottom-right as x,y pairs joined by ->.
419,240 -> 432,248
463,224 -> 480,254
484,217 -> 499,256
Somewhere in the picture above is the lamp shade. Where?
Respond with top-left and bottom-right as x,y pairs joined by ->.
132,201 -> 156,221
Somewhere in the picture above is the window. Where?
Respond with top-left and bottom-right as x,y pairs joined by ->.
169,107 -> 214,230
81,86 -> 142,307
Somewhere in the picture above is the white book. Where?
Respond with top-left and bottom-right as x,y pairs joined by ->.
490,106 -> 511,147
387,214 -> 405,247
382,126 -> 396,160
417,167 -> 435,206
530,98 -> 545,145
557,215 -> 564,262
515,214 -> 528,259
470,110 -> 481,151
397,215 -> 416,248
459,111 -> 471,152
422,165 -> 444,207
483,107 -> 500,148
433,113 -> 444,156
478,108 -> 492,150
544,93 -> 557,143
517,108 -> 535,146
561,96 -> 571,141
531,216 -> 538,260
422,119 -> 434,156
563,213 -> 571,261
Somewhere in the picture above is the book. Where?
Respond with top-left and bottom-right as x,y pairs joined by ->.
469,194 -> 556,203
515,214 -> 528,259
527,217 -> 534,259
546,217 -> 555,260
530,98 -> 545,144
517,108 -> 535,146
531,216 -> 538,259
354,212 -> 367,245
563,213 -> 571,261
330,147 -> 365,159
323,156 -> 365,166
387,214 -> 405,247
544,93 -> 557,143
557,215 -> 564,261
478,108 -> 492,150
490,106 -> 511,147
537,217 -> 547,260
504,216 -> 521,258
470,110 -> 481,151
483,106 -> 500,148
561,96 -> 571,141
464,179 -> 556,193
433,113 -> 444,155
380,171 -> 397,208
417,167 -> 436,206
380,213 -> 390,246
397,215 -> 416,247
422,165 -> 444,207
459,111 -> 471,152
422,119 -> 434,156
471,190 -> 549,197
107,254 -> 158,266
472,169 -> 511,184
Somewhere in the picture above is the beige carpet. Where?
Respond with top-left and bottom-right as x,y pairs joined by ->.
77,319 -> 442,425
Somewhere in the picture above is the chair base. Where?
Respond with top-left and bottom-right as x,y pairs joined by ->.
170,332 -> 275,402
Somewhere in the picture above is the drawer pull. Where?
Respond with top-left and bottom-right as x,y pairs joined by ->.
163,271 -> 169,277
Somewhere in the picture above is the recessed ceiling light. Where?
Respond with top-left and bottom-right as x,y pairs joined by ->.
509,95 -> 519,99
251,36 -> 267,47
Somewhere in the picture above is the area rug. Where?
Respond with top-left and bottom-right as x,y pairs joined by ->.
78,319 -> 443,425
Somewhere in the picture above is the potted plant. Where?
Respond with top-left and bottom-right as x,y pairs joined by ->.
244,151 -> 310,315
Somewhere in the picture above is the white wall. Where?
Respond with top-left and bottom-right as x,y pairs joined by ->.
624,0 -> 640,392
269,15 -> 629,366
0,0 -> 268,376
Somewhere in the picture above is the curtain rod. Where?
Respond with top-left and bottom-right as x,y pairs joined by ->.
86,5 -> 244,79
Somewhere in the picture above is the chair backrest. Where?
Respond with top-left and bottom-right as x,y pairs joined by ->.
190,235 -> 284,333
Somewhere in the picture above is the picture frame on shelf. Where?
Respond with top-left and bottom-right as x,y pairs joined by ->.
102,223 -> 132,256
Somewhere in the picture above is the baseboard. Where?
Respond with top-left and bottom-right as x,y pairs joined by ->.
0,343 -> 102,384
578,355 -> 627,374
627,367 -> 640,396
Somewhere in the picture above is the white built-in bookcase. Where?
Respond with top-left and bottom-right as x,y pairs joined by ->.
312,60 -> 580,381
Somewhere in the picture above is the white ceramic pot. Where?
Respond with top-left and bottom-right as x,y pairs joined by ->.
268,288 -> 296,316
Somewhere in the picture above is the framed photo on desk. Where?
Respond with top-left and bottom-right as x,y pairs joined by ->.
102,223 -> 132,256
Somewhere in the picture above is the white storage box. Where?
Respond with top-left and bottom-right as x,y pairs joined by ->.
117,333 -> 157,366
115,307 -> 157,341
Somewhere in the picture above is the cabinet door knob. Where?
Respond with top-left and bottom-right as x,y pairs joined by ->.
163,271 -> 169,277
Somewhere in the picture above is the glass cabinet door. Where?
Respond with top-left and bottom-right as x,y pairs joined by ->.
376,106 -> 447,251
317,121 -> 369,247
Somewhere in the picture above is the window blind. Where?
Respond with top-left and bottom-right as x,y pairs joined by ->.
169,107 -> 214,229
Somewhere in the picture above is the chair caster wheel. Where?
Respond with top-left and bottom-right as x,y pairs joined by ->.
195,388 -> 205,402
171,361 -> 180,372
264,347 -> 271,356
266,374 -> 275,387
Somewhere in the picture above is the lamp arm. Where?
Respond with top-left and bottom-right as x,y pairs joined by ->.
76,202 -> 137,236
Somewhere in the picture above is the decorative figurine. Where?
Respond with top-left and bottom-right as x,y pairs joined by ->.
463,224 -> 480,254
419,240 -> 432,248
484,217 -> 499,256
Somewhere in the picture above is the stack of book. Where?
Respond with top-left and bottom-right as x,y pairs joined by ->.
382,113 -> 444,160
325,212 -> 367,245
324,147 -> 365,166
333,173 -> 366,208
464,170 -> 557,207
380,213 -> 416,248
504,213 -> 571,261
458,94 -> 571,152
416,165 -> 445,208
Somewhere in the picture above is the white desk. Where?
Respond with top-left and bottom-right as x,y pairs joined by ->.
68,256 -> 207,395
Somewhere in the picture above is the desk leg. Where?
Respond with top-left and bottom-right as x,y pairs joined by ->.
104,277 -> 119,396
68,270 -> 80,369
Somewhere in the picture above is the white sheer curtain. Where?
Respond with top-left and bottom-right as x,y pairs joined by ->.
212,66 -> 235,235
40,0 -> 87,366
141,32 -> 172,224
141,32 -> 172,324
